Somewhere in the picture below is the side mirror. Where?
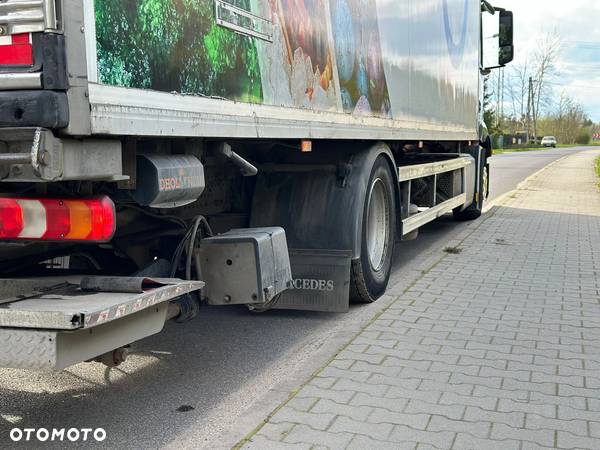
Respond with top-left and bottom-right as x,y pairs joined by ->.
498,10 -> 514,66
498,44 -> 514,67
482,8 -> 514,70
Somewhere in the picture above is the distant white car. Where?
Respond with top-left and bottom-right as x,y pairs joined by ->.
541,136 -> 557,148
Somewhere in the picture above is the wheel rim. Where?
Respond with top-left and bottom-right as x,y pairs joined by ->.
366,178 -> 390,272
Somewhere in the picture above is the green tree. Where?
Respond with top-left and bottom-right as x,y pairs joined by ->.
96,0 -> 262,102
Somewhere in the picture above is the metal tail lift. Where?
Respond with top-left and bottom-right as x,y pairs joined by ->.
0,276 -> 203,370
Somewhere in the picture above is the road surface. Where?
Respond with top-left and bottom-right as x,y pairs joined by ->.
488,147 -> 577,200
0,147 -> 586,449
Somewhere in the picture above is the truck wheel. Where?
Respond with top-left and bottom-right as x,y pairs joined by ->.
351,156 -> 396,303
454,159 -> 488,221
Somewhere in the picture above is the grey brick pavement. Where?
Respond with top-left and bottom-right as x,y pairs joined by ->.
241,149 -> 600,450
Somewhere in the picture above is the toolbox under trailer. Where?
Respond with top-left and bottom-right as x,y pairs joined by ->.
0,0 -> 513,370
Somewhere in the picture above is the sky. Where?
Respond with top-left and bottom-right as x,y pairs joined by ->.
499,0 -> 600,122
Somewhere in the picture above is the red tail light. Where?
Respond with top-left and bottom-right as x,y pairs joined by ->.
0,199 -> 24,239
0,33 -> 33,66
0,196 -> 116,242
40,199 -> 71,240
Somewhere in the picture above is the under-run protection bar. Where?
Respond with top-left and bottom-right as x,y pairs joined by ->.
399,155 -> 474,236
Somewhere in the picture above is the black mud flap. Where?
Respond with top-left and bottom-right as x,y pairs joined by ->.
274,249 -> 352,313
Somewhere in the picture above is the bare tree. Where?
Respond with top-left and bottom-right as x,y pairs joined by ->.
541,92 -> 588,144
490,30 -> 565,144
553,91 -> 573,141
532,31 -> 562,137
506,60 -> 530,127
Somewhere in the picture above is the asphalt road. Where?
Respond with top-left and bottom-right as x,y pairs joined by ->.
488,146 -> 579,200
0,147 -> 586,449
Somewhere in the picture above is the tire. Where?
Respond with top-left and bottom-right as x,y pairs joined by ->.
454,156 -> 489,222
350,156 -> 397,303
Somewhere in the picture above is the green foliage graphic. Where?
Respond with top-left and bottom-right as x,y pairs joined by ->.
96,0 -> 263,103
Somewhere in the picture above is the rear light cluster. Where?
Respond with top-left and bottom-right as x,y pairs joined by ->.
0,33 -> 33,66
0,196 -> 116,242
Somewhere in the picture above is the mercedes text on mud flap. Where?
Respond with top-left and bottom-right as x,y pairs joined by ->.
0,0 -> 513,370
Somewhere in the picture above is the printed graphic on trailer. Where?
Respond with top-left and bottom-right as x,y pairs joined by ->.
254,0 -> 339,111
95,0 -> 478,125
95,0 -> 263,103
94,0 -> 392,118
329,0 -> 391,117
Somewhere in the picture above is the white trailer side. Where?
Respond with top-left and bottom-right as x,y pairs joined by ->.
83,0 -> 481,142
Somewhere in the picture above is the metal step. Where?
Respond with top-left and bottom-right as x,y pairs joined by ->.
402,194 -> 467,235
0,277 -> 203,329
0,277 -> 203,370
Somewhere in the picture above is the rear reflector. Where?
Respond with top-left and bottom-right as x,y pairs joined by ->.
0,33 -> 33,66
0,196 -> 116,242
0,199 -> 24,239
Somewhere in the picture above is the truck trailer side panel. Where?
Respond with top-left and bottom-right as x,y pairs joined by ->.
85,0 -> 480,140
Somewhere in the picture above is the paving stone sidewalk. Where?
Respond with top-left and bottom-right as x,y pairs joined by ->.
241,149 -> 600,450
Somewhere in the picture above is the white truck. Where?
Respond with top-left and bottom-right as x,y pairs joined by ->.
0,0 -> 513,370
